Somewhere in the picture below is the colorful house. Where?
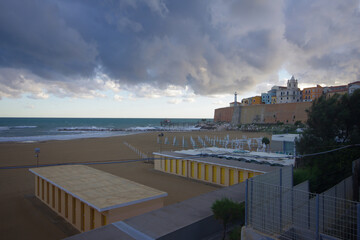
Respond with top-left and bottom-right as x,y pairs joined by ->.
323,85 -> 348,99
252,96 -> 262,105
261,93 -> 271,104
262,87 -> 278,104
302,85 -> 323,102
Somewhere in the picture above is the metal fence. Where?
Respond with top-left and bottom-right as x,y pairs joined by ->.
249,165 -> 293,188
245,177 -> 359,240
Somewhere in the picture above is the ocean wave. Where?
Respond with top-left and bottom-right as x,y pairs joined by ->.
12,126 -> 38,129
57,126 -> 123,132
0,126 -> 38,131
127,126 -> 158,131
55,125 -> 203,133
0,131 -> 135,142
125,125 -> 203,131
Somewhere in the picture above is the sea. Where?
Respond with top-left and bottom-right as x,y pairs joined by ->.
0,118 -> 207,142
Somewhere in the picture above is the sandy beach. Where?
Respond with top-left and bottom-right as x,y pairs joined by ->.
0,131 -> 269,240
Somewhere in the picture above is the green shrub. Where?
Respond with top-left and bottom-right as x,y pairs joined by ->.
212,198 -> 244,240
293,168 -> 312,186
229,225 -> 242,240
294,120 -> 305,128
261,137 -> 270,145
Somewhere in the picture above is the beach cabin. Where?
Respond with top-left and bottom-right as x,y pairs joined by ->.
29,165 -> 167,232
154,151 -> 280,186
271,134 -> 299,155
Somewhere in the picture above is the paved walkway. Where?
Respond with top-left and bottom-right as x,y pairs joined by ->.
66,182 -> 246,240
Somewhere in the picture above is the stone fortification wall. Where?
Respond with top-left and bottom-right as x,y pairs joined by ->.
214,102 -> 312,124
214,107 -> 234,122
240,102 -> 311,124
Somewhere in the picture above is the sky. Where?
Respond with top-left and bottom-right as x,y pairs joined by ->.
1,0 -> 360,118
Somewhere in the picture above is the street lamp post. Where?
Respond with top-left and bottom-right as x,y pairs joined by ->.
34,148 -> 40,167
158,133 -> 164,152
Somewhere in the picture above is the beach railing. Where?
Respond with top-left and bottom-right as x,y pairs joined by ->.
123,141 -> 150,162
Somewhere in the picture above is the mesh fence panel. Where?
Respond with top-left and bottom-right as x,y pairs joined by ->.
247,178 -> 358,240
252,166 -> 293,187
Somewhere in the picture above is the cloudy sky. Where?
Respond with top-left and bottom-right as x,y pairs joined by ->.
1,0 -> 360,118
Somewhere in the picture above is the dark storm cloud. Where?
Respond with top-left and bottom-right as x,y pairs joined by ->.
0,0 -> 360,99
284,0 -> 360,84
0,0 -> 97,79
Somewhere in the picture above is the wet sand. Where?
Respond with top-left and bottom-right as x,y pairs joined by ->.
0,131 -> 269,240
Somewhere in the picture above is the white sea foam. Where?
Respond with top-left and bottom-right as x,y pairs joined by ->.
57,126 -> 117,132
185,126 -> 202,131
57,125 -> 201,132
0,126 -> 38,131
126,125 -> 201,132
56,124 -> 200,133
0,131 -> 137,142
127,126 -> 157,131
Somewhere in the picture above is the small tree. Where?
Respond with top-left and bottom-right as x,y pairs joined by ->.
262,137 -> 270,152
294,120 -> 304,128
261,137 -> 270,145
211,198 -> 243,240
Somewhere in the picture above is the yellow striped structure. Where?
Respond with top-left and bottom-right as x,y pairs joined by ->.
154,152 -> 277,186
30,165 -> 167,232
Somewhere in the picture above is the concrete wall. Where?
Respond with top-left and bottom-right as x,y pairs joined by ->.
154,155 -> 263,187
214,102 -> 311,124
271,140 -> 283,153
